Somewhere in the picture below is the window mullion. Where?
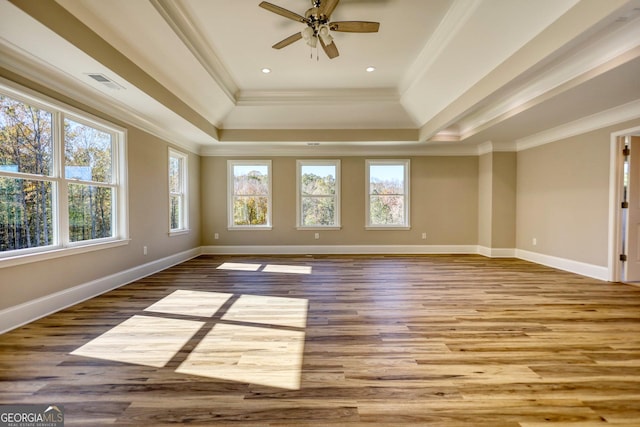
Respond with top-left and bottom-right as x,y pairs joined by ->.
55,112 -> 69,247
111,130 -> 120,238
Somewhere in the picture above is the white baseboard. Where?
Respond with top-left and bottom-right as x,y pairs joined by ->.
1,245 -> 611,334
201,244 -> 480,255
0,247 -> 201,334
516,249 -> 609,281
203,245 -> 608,280
477,246 -> 516,258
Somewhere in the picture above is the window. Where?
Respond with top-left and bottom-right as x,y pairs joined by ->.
296,160 -> 340,228
366,159 -> 410,229
0,80 -> 127,265
227,160 -> 271,229
169,148 -> 188,233
65,117 -> 115,242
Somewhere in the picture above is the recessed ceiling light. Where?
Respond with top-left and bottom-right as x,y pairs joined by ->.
366,66 -> 376,73
261,68 -> 271,74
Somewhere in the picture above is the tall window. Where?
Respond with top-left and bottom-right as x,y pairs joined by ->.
227,160 -> 271,229
0,82 -> 127,264
297,160 -> 340,228
366,159 -> 410,228
169,148 -> 188,233
65,118 -> 115,242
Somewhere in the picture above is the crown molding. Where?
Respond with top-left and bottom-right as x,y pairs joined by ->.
516,98 -> 640,151
477,141 -> 516,156
200,140 -> 481,157
457,15 -> 640,141
0,40 -> 203,154
149,0 -> 238,103
236,88 -> 399,106
219,128 -> 418,142
417,0 -> 631,143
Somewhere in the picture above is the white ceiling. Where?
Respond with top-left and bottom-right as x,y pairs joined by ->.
1,0 -> 640,155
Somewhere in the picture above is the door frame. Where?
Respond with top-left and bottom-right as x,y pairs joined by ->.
608,125 -> 640,282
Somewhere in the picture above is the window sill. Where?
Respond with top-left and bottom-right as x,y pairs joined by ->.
296,226 -> 342,231
0,239 -> 130,269
169,229 -> 190,237
228,226 -> 273,231
365,226 -> 411,231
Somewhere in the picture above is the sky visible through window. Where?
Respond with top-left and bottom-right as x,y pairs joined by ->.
234,165 -> 268,176
370,165 -> 404,183
301,165 -> 335,178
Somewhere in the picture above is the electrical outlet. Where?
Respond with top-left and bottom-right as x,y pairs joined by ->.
314,233 -> 320,240
143,245 -> 148,255
214,233 -> 219,240
421,232 -> 427,240
532,238 -> 537,246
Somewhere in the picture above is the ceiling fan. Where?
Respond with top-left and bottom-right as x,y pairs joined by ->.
259,0 -> 380,59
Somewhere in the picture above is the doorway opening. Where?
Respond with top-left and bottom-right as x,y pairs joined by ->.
610,128 -> 640,283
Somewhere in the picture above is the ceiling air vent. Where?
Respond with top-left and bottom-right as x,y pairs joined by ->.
86,73 -> 125,90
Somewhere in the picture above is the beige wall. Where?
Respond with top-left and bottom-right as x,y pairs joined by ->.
201,156 -> 479,247
0,70 -> 201,310
478,152 -> 516,249
516,119 -> 640,267
478,153 -> 493,247
491,152 -> 517,248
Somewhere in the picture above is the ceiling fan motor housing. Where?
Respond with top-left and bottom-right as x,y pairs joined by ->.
305,7 -> 328,30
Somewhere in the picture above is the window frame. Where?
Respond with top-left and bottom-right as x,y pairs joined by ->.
227,160 -> 272,230
365,159 -> 411,230
0,78 -> 129,268
168,148 -> 189,235
296,159 -> 341,230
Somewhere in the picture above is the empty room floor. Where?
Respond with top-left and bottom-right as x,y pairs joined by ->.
1,254 -> 640,426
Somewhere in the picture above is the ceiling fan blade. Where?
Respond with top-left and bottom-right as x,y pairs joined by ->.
320,38 -> 339,59
259,1 -> 306,23
272,32 -> 303,49
319,0 -> 340,19
330,21 -> 380,32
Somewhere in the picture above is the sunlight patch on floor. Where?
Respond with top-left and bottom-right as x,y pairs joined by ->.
176,323 -> 305,390
144,290 -> 232,317
216,262 -> 312,274
216,262 -> 262,271
70,315 -> 203,368
222,294 -> 309,328
263,264 -> 312,274
71,290 -> 308,390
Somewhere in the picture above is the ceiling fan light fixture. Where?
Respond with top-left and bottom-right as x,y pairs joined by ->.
319,25 -> 333,45
301,26 -> 318,47
301,26 -> 313,40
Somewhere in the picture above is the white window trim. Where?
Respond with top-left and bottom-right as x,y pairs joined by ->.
168,148 -> 189,235
365,159 -> 411,230
296,159 -> 341,229
227,160 -> 272,230
0,78 -> 129,269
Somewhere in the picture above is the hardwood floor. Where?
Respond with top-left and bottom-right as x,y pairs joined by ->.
2,254 -> 640,426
